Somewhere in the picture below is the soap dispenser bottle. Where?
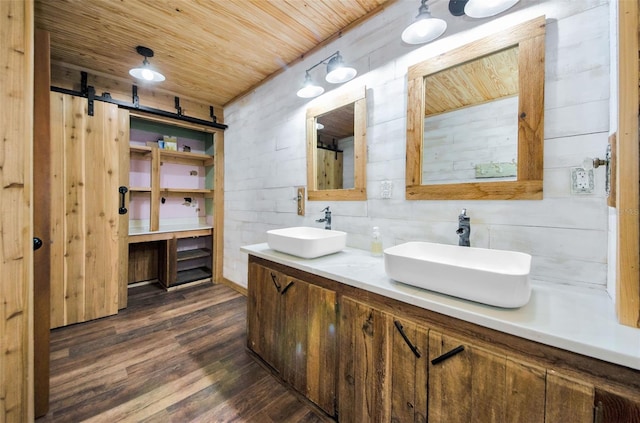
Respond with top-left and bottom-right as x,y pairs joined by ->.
371,226 -> 383,257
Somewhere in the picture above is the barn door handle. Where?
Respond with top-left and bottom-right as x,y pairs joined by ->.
270,272 -> 281,292
118,186 -> 128,215
280,281 -> 294,295
431,345 -> 465,365
33,237 -> 43,251
394,320 -> 421,358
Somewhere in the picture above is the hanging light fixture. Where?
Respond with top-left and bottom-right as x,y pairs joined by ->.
464,0 -> 520,18
325,52 -> 357,84
296,71 -> 325,98
129,45 -> 165,82
296,51 -> 357,99
401,0 -> 447,45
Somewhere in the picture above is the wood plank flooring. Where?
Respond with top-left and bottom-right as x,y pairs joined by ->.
36,283 -> 333,422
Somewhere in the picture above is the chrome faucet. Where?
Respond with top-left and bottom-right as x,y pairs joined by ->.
456,208 -> 470,247
316,206 -> 332,230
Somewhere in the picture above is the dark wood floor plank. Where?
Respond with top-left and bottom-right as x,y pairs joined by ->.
37,282 -> 331,422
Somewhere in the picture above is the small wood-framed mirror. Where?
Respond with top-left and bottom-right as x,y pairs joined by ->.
306,87 -> 367,201
406,16 -> 546,200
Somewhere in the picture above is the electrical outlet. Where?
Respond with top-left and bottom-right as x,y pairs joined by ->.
380,180 -> 393,199
570,167 -> 594,194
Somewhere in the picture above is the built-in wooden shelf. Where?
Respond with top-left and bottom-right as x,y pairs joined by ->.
177,248 -> 211,262
176,267 -> 212,285
130,186 -> 152,193
129,145 -> 213,166
160,188 -> 213,196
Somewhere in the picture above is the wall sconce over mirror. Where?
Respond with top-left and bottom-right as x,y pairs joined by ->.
306,87 -> 367,201
297,51 -> 357,98
406,16 -> 546,200
402,0 -> 447,45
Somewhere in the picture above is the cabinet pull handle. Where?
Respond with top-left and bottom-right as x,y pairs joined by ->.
431,345 -> 465,365
118,186 -> 128,215
593,401 -> 603,423
270,272 -> 281,292
280,281 -> 295,295
393,320 -> 421,358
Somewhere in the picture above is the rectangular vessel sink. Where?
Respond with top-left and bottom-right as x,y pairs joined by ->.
267,226 -> 347,259
384,242 -> 532,308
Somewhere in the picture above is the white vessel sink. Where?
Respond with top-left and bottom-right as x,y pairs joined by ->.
267,227 -> 347,259
384,241 -> 532,308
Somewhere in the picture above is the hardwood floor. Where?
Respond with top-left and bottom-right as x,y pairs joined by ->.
36,283 -> 332,422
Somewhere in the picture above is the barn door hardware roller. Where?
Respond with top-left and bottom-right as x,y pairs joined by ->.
51,71 -> 228,130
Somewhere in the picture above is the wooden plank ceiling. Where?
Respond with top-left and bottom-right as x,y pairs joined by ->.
34,0 -> 393,107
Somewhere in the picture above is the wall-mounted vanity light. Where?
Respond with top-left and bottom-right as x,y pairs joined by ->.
129,45 -> 165,82
402,0 -> 447,44
462,0 -> 520,18
296,51 -> 357,98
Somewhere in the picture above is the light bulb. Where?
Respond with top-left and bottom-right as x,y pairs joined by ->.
141,68 -> 154,81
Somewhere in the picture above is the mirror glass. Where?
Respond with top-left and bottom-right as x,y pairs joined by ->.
406,16 -> 546,200
306,87 -> 367,201
422,46 -> 519,185
316,103 -> 355,190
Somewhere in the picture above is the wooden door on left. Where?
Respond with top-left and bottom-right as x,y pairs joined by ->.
49,92 -> 129,328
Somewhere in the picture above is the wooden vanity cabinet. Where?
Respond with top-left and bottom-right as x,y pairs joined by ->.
247,261 -> 337,416
428,331 -> 546,423
338,297 -> 429,423
246,256 -> 640,423
595,388 -> 640,422
545,371 -> 594,423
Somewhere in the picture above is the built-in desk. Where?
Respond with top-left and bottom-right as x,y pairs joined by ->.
128,224 -> 213,290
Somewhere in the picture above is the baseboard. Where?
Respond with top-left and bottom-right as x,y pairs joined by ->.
218,277 -> 248,296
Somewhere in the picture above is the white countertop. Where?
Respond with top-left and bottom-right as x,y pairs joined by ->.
241,243 -> 640,371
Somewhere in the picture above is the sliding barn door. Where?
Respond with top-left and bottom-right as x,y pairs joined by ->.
1,0 -> 34,420
316,148 -> 344,190
49,92 -> 128,328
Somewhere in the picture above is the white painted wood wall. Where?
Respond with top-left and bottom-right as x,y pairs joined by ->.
224,0 -> 611,293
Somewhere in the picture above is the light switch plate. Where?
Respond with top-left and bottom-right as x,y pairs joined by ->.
570,167 -> 594,194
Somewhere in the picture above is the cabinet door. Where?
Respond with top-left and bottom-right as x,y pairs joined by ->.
338,297 -> 392,423
302,282 -> 337,415
428,331 -> 545,423
49,92 -> 127,328
247,262 -> 337,416
595,388 -> 640,423
390,317 -> 429,423
546,371 -> 594,423
247,262 -> 282,370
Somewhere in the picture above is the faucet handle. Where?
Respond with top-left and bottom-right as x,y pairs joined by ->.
460,208 -> 467,216
321,206 -> 331,212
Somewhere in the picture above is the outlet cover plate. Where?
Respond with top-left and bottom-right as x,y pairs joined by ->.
570,167 -> 594,194
380,180 -> 393,199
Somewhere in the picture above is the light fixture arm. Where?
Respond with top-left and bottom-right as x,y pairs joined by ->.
303,51 -> 341,75
416,0 -> 429,17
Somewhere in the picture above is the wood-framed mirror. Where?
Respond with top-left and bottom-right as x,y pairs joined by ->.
406,16 -> 546,200
306,86 -> 367,201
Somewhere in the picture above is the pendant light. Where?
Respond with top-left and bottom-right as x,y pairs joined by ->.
402,0 -> 447,45
129,46 -> 165,82
325,53 -> 357,84
296,51 -> 357,99
296,71 -> 325,98
464,0 -> 520,18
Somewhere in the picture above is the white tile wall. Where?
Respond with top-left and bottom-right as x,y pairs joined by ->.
223,0 -> 612,293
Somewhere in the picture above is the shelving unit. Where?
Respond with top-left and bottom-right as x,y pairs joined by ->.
127,114 -> 222,291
